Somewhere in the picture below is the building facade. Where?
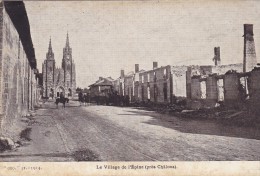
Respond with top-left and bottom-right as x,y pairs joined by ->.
112,49 -> 243,105
89,77 -> 114,98
42,34 -> 76,98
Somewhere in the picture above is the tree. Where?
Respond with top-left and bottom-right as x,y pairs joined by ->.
76,87 -> 82,92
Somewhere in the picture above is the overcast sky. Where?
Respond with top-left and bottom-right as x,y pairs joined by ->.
25,1 -> 260,88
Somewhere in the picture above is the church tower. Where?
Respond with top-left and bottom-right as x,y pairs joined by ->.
42,37 -> 55,97
62,33 -> 76,96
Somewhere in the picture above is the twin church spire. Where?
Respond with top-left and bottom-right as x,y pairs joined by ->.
46,33 -> 71,60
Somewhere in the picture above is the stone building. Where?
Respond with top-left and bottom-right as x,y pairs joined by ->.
0,2 -> 40,137
42,34 -> 76,98
94,23 -> 257,108
112,46 -> 243,105
89,77 -> 114,97
188,24 -> 258,109
114,64 -> 146,102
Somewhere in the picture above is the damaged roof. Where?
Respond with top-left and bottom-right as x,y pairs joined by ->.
89,77 -> 114,87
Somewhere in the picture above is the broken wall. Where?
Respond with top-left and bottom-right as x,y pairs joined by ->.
248,68 -> 260,116
212,64 -> 243,75
223,72 -> 241,108
191,77 -> 202,100
205,74 -> 218,107
171,66 -> 187,98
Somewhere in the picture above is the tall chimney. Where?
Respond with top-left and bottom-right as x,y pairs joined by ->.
214,47 -> 221,66
153,62 -> 158,69
243,24 -> 257,72
135,64 -> 139,73
120,70 -> 124,78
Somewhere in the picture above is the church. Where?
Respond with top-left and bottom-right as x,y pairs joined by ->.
42,33 -> 76,98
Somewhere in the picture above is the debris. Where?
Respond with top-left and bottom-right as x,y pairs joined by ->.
72,149 -> 100,161
20,128 -> 32,141
224,111 -> 244,119
0,137 -> 15,151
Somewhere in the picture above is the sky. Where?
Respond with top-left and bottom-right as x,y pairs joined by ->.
24,1 -> 260,88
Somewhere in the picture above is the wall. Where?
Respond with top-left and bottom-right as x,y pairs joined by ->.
124,74 -> 134,101
205,74 -> 218,107
89,85 -> 112,97
190,77 -> 202,100
138,65 -> 171,103
171,66 -> 187,98
0,6 -> 37,138
212,64 -> 243,75
248,68 -> 260,115
223,72 -> 242,108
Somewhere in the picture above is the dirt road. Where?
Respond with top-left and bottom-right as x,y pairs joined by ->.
1,100 -> 259,161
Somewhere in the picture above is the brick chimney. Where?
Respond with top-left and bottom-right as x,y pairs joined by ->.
99,77 -> 103,81
214,47 -> 221,66
153,62 -> 158,69
243,24 -> 257,72
135,64 -> 139,73
120,70 -> 124,78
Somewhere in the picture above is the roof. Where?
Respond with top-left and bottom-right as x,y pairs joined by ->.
89,77 -> 114,87
4,2 -> 37,69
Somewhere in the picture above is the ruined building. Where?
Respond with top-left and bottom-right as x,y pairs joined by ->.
111,47 -> 243,105
91,24 -> 258,109
42,34 -> 76,98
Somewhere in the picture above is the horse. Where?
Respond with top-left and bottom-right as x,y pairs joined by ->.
55,97 -> 69,108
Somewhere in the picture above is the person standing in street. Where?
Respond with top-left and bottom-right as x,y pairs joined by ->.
78,91 -> 83,106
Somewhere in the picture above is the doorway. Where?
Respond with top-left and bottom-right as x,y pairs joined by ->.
56,86 -> 65,98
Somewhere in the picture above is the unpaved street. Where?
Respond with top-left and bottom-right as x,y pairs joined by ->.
1,100 -> 260,161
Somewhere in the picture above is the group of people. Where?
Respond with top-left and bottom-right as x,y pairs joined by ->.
78,91 -> 90,106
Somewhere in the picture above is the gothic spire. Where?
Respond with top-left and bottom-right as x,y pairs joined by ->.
48,37 -> 53,53
66,32 -> 70,48
46,36 -> 54,60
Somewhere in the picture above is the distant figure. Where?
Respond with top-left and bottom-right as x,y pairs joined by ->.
78,91 -> 83,106
83,93 -> 87,106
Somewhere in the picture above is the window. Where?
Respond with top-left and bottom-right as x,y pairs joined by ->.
147,74 -> 150,82
163,83 -> 167,101
154,72 -> 157,82
147,87 -> 150,100
142,75 -> 144,83
141,86 -> 144,101
132,81 -> 135,96
163,69 -> 167,79
5,83 -> 8,89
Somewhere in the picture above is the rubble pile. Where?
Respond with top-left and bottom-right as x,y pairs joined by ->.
130,99 -> 259,128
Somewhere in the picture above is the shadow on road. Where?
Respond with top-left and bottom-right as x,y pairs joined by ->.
124,109 -> 260,140
0,149 -> 100,161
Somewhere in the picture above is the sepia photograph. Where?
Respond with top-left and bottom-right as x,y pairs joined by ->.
0,0 -> 259,175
